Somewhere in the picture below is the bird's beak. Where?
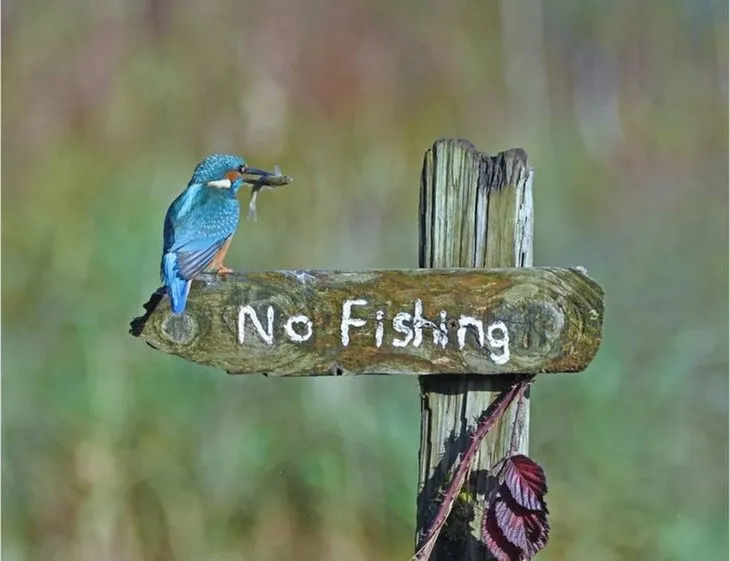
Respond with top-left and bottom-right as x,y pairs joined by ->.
243,167 -> 273,178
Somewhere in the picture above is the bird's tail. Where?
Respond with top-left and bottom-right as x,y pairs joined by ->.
162,253 -> 191,315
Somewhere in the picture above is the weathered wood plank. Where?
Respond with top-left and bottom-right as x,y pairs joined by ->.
416,139 -> 538,560
130,267 -> 603,377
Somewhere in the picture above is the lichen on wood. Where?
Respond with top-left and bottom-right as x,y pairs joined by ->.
130,266 -> 603,377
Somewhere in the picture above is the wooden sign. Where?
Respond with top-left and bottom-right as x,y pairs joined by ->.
130,140 -> 608,561
130,267 -> 604,377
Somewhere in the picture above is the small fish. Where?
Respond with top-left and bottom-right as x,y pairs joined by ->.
242,165 -> 293,221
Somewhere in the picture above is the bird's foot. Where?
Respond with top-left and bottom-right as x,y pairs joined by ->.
216,265 -> 233,274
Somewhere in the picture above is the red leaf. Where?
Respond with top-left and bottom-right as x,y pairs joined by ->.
494,497 -> 550,557
499,454 -> 548,511
483,503 -> 523,561
482,454 -> 551,560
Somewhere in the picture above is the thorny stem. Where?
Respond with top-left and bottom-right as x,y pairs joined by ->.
413,378 -> 532,561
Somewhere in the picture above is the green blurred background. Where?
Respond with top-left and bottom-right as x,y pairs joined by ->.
3,0 -> 728,559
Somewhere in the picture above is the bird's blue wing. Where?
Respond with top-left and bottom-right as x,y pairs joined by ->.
176,236 -> 230,280
162,187 -> 240,280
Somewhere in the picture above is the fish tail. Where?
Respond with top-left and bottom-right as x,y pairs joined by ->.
162,253 -> 190,315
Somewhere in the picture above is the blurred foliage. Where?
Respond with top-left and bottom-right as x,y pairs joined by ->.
2,0 -> 728,560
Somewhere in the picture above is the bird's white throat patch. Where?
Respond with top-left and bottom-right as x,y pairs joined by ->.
207,178 -> 232,189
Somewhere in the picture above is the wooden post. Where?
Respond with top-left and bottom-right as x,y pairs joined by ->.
129,138 -> 605,560
416,139 -> 534,559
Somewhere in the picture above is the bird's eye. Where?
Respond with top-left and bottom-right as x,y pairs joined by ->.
238,165 -> 247,174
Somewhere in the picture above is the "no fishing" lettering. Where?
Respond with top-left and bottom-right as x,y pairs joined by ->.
237,298 -> 510,364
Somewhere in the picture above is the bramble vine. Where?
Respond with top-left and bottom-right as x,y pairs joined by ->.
414,377 -> 550,561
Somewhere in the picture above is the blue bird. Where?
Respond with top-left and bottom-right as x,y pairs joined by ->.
161,154 -> 273,315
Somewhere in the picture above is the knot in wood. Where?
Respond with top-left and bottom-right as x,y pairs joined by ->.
161,313 -> 197,345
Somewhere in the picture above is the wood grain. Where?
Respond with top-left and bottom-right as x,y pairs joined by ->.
417,139 -> 539,560
130,267 -> 603,377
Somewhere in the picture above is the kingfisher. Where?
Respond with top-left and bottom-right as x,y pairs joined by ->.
160,154 -> 273,315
